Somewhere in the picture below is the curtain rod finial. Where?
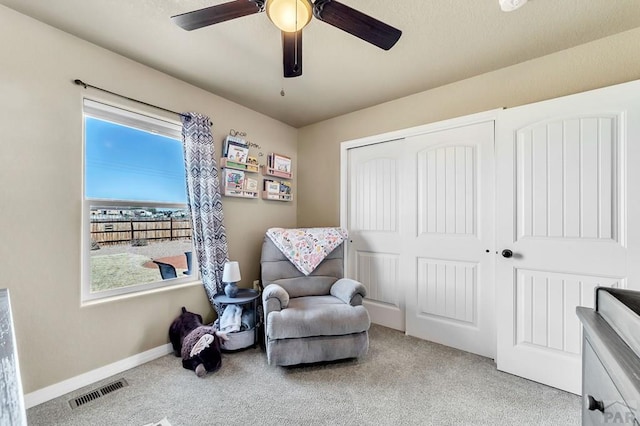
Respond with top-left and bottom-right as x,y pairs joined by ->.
74,79 -> 87,89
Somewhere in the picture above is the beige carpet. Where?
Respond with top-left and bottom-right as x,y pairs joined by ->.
143,418 -> 172,426
27,324 -> 580,425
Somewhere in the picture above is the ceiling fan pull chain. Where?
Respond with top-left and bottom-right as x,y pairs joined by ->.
295,1 -> 299,57
294,0 -> 300,72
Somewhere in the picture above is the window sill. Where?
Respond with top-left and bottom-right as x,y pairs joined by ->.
81,279 -> 203,307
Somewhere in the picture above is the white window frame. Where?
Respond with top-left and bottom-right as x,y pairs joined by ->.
81,98 -> 197,303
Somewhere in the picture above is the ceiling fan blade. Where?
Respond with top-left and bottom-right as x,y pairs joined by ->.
171,0 -> 264,31
313,0 -> 401,50
282,30 -> 303,78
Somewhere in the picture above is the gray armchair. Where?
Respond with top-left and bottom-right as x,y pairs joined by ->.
261,235 -> 370,366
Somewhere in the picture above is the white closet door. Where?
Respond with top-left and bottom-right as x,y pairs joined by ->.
347,140 -> 405,330
496,80 -> 640,394
403,121 -> 496,358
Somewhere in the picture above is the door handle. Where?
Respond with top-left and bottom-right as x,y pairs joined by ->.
587,395 -> 604,412
501,249 -> 513,258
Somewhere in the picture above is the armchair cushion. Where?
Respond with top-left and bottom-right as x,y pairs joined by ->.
330,278 -> 367,306
266,295 -> 370,340
263,276 -> 337,298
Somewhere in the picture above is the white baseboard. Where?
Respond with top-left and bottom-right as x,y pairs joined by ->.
24,343 -> 173,409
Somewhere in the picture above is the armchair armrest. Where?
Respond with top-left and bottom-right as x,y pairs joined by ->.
331,278 -> 367,306
262,283 -> 290,317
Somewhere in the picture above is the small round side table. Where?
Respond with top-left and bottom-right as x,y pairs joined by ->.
213,288 -> 260,350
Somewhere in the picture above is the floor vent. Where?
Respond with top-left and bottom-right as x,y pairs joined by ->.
69,378 -> 129,409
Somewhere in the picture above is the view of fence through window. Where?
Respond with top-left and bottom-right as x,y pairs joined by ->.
83,100 -> 193,299
89,206 -> 193,293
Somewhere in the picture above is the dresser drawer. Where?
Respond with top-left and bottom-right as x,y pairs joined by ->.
583,340 -> 636,425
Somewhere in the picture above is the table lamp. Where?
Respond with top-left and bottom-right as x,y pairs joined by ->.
222,261 -> 241,298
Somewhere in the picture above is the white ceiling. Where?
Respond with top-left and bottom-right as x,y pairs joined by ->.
2,0 -> 640,127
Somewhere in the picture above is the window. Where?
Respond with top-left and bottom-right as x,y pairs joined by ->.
82,99 -> 196,302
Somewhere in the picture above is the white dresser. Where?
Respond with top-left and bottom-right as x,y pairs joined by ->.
577,288 -> 640,425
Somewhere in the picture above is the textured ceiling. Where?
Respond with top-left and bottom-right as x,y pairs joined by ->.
2,0 -> 640,127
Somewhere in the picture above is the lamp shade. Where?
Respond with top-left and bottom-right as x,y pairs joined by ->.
266,0 -> 312,32
222,261 -> 241,283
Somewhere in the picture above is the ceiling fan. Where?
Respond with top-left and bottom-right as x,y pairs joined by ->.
171,0 -> 402,78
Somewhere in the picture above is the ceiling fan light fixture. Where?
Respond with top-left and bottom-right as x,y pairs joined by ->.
266,0 -> 313,32
499,0 -> 528,12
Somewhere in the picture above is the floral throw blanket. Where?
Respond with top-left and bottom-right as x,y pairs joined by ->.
266,227 -> 348,275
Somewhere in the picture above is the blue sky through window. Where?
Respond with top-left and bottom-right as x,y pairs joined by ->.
85,117 -> 187,203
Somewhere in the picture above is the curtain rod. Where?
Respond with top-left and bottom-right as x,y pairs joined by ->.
73,79 -> 210,125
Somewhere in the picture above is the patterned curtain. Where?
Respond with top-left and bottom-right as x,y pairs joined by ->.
181,113 -> 228,305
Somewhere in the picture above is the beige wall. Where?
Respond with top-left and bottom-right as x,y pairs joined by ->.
4,0 -> 640,398
297,27 -> 640,227
0,5 -> 297,393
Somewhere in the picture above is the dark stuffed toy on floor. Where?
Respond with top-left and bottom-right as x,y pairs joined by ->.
169,307 -> 228,377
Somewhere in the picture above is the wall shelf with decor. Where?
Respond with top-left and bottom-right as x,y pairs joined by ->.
219,133 -> 260,199
261,152 -> 293,201
220,157 -> 259,173
221,186 -> 259,199
221,168 -> 260,199
262,179 -> 292,202
261,152 -> 292,179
